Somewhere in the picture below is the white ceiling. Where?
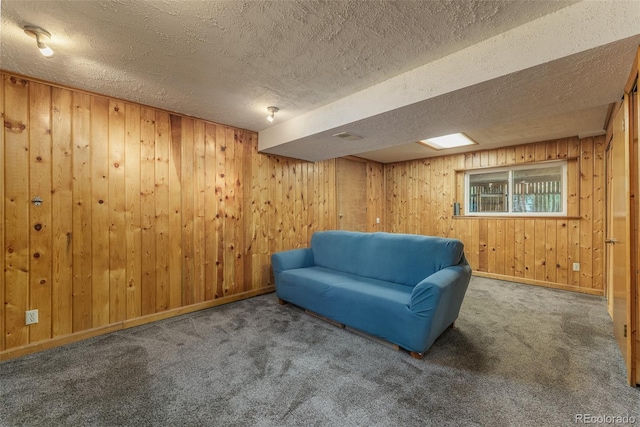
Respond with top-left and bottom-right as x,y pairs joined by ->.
1,1 -> 639,163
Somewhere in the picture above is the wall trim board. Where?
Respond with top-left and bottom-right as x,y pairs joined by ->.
0,287 -> 275,362
472,271 -> 604,296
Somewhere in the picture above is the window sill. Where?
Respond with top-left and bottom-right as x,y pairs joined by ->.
453,215 -> 581,220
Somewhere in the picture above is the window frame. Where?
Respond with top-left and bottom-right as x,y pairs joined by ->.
463,160 -> 568,217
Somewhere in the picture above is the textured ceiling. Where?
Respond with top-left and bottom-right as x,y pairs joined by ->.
1,1 -> 639,163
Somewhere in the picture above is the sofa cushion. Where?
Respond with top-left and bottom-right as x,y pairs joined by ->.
277,266 -> 412,304
311,231 -> 464,286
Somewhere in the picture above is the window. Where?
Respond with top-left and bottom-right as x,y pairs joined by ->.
465,161 -> 567,216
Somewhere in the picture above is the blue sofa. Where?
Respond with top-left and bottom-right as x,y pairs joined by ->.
271,231 -> 471,358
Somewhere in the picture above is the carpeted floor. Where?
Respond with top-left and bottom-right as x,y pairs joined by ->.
1,277 -> 638,426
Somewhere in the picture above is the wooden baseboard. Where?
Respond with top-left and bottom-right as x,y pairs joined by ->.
0,286 -> 275,362
472,271 -> 604,296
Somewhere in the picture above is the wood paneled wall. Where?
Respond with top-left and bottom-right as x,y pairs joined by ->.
384,136 -> 605,295
0,74 -> 387,358
0,71 -> 602,359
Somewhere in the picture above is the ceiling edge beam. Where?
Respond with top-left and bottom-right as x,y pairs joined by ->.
259,1 -> 640,153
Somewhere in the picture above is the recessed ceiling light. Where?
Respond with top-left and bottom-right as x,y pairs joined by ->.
418,133 -> 478,150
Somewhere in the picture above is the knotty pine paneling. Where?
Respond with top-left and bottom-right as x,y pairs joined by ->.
383,136 -> 606,295
1,73 -> 378,358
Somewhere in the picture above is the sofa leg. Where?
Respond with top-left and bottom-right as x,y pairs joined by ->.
449,321 -> 455,329
278,298 -> 287,305
409,351 -> 424,360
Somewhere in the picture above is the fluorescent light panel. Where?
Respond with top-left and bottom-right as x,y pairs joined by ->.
419,133 -> 478,150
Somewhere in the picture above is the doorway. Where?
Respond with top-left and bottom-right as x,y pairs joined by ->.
336,158 -> 367,232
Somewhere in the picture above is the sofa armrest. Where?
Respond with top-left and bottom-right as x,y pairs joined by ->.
410,264 -> 471,316
271,248 -> 315,273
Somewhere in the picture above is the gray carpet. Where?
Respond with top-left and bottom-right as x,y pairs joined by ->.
1,277 -> 638,426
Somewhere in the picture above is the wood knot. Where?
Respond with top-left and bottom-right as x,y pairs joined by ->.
98,200 -> 104,204
114,106 -> 120,112
40,279 -> 47,285
34,224 -> 42,231
36,156 -> 42,162
33,252 -> 40,258
9,77 -> 27,86
114,162 -> 120,168
8,247 -> 14,254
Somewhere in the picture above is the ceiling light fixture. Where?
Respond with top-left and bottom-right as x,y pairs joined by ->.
23,25 -> 54,57
266,106 -> 279,123
418,133 -> 478,150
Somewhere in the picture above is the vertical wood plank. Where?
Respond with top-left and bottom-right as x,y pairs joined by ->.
4,76 -> 30,348
504,219 -> 515,277
108,100 -> 126,323
568,219 -> 581,287
233,130 -> 246,292
432,158 -> 442,236
193,120 -> 206,303
139,108 -> 156,316
51,87 -> 73,338
168,115 -> 183,308
534,141 -> 547,161
579,138 -> 594,289
515,145 -> 526,164
592,135 -> 605,290
155,112 -> 170,312
327,159 -> 337,230
505,146 -> 517,164
524,219 -> 535,280
534,219 -> 546,282
545,219 -> 557,283
180,117 -> 195,306
442,156 -> 453,237
557,220 -> 569,284
71,92 -> 92,332
306,159 -> 315,239
469,218 -> 479,270
557,138 -> 568,159
546,139 -> 558,160
204,123 -> 217,300
494,219 -> 505,275
514,219 -> 525,277
478,219 -> 488,272
224,126 -> 236,295
214,124 -> 226,298
90,96 -> 110,328
124,103 -> 142,320
487,220 -> 497,273
28,82 -> 53,342
480,150 -> 489,167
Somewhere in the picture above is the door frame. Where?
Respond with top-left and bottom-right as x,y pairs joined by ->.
623,47 -> 639,386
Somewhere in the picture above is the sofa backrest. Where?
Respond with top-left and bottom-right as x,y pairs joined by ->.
310,231 -> 465,286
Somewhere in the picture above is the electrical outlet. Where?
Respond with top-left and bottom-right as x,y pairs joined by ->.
376,218 -> 380,224
572,263 -> 580,272
25,309 -> 38,325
